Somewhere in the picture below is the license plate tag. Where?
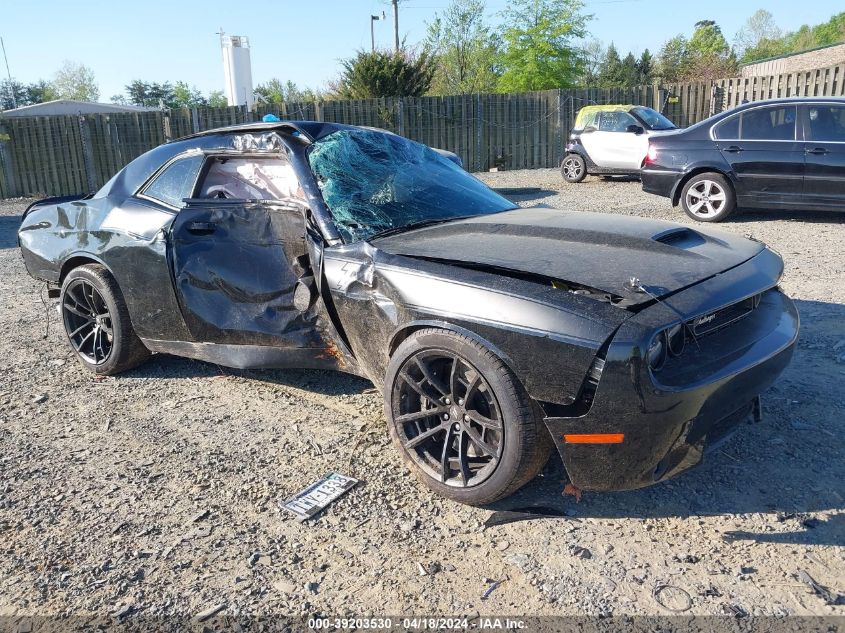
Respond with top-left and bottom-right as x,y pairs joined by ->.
280,472 -> 359,521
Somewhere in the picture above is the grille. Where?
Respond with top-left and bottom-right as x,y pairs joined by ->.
689,293 -> 760,338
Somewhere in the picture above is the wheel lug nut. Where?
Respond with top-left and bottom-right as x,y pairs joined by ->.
444,398 -> 450,404
453,424 -> 460,431
458,398 -> 464,405
443,414 -> 450,420
464,414 -> 470,422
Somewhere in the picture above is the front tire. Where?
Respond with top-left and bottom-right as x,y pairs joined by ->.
680,172 -> 735,222
60,264 -> 150,375
561,154 -> 587,183
384,329 -> 552,505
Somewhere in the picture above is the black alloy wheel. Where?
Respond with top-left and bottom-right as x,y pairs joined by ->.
392,350 -> 504,488
60,264 -> 150,375
62,278 -> 114,365
385,328 -> 553,505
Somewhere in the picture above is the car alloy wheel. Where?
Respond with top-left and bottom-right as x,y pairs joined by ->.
685,179 -> 727,218
62,278 -> 114,365
392,350 -> 504,488
562,155 -> 586,182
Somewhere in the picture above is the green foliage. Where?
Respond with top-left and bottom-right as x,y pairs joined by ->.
255,79 -> 319,104
739,10 -> 845,64
121,80 -> 207,108
496,0 -> 590,91
125,80 -> 174,108
52,61 -> 99,102
1,78 -> 59,110
638,49 -> 654,84
331,50 -> 434,99
172,81 -> 207,108
656,35 -> 689,82
424,0 -> 499,95
735,9 -> 782,61
597,43 -> 622,86
688,20 -> 731,58
578,39 -> 605,85
207,90 -> 227,108
656,21 -> 736,82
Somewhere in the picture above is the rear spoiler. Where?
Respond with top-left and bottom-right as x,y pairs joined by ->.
22,193 -> 93,220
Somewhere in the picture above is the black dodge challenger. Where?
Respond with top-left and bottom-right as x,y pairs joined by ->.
18,122 -> 799,505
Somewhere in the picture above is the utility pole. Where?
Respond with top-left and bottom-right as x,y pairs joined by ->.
392,0 -> 399,52
1,37 -> 16,109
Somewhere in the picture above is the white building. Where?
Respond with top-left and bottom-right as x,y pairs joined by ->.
221,34 -> 254,109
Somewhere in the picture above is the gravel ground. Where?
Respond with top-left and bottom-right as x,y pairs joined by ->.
0,172 -> 843,622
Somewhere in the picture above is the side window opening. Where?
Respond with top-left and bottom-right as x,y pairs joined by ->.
196,156 -> 303,201
141,154 -> 205,208
598,111 -> 637,133
740,106 -> 796,141
807,105 -> 845,142
714,115 -> 740,140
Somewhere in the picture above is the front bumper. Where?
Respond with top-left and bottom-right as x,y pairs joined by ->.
543,258 -> 799,491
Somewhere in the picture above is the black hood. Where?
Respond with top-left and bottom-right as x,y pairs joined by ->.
372,207 -> 764,303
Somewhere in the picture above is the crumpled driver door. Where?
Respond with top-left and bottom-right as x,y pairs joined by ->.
168,199 -> 324,349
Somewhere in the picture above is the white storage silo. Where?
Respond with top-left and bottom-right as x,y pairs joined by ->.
220,33 -> 254,109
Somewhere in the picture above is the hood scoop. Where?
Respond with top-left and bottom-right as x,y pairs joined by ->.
652,227 -> 706,249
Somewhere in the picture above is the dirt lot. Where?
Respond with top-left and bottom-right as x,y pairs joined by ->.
1,172 -> 843,622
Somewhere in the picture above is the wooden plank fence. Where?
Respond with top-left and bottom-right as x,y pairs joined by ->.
2,62 -> 845,199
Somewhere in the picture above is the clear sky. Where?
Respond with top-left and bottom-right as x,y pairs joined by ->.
1,0 -> 842,100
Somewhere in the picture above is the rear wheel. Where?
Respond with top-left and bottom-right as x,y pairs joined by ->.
60,264 -> 150,375
385,329 -> 552,505
561,154 -> 587,183
680,172 -> 735,222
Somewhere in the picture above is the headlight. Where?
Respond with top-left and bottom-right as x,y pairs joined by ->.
667,323 -> 685,356
647,331 -> 667,370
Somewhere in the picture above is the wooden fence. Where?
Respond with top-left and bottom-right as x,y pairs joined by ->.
2,62 -> 845,199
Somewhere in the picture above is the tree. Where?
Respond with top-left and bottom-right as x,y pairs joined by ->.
424,0 -> 499,95
172,81 -> 207,108
496,0 -> 590,91
25,80 -> 57,105
688,20 -> 731,58
208,90 -> 227,107
637,49 -> 653,84
620,52 -> 640,86
331,49 -> 434,98
686,20 -> 737,79
125,80 -> 176,108
578,39 -> 605,86
52,61 -> 99,101
0,79 -> 26,110
597,43 -> 623,86
656,35 -> 689,82
255,79 -> 318,104
735,9 -> 782,59
1,78 -> 58,110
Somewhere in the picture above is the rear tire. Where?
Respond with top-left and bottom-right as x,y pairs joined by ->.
561,154 -> 587,183
384,328 -> 553,505
60,264 -> 150,375
680,172 -> 735,222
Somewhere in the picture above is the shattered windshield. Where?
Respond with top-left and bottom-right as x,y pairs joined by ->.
307,129 -> 516,243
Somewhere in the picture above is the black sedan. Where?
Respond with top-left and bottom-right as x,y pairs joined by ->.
18,122 -> 799,504
641,97 -> 845,222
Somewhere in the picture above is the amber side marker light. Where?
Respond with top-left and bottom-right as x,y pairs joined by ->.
564,433 -> 625,444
